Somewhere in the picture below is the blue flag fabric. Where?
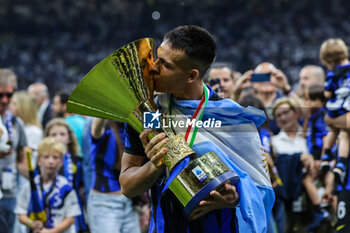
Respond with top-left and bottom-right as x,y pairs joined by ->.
27,171 -> 47,223
26,150 -> 46,223
150,91 -> 275,233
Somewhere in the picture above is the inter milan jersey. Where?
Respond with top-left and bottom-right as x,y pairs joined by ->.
305,108 -> 328,160
90,126 -> 125,192
324,64 -> 350,118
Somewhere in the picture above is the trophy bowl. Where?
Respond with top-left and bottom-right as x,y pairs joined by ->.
67,38 -> 239,219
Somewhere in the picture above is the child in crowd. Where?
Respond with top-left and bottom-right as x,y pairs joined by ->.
15,137 -> 81,233
319,38 -> 350,185
303,84 -> 336,230
304,84 -> 328,161
45,118 -> 88,232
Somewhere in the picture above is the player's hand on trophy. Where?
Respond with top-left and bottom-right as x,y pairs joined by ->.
190,181 -> 239,220
140,129 -> 168,168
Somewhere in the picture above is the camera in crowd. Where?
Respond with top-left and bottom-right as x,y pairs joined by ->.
209,78 -> 222,93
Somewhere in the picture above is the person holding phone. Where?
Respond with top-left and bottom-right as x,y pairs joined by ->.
250,62 -> 291,134
229,62 -> 291,106
207,63 -> 235,99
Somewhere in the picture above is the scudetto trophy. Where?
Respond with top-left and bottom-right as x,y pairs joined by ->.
67,38 -> 239,219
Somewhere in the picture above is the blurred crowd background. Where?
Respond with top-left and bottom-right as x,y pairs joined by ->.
2,1 -> 350,233
1,0 -> 350,95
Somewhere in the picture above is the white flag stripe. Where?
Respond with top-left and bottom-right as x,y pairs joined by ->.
171,108 -> 271,187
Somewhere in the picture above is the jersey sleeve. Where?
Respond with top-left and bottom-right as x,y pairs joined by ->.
123,123 -> 147,157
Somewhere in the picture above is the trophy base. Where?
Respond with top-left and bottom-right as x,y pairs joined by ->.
168,151 -> 240,220
184,170 -> 239,219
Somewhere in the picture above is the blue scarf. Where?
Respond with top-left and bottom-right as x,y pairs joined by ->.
28,174 -> 73,229
62,153 -> 88,232
63,152 -> 74,187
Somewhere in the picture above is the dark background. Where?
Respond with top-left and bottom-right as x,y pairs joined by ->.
1,0 -> 349,95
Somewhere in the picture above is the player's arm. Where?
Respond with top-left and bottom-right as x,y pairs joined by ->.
120,130 -> 168,198
120,152 -> 163,198
91,118 -> 107,139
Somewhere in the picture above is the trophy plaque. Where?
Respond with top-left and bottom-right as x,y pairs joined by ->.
67,38 -> 239,219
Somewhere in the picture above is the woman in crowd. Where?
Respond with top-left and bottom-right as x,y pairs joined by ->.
10,91 -> 43,163
10,91 -> 43,233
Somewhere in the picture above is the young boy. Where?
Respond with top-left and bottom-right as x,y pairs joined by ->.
303,84 -> 336,230
15,137 -> 81,233
304,83 -> 328,161
319,38 -> 350,185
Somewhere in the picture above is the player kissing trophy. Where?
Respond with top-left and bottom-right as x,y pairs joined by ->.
67,38 -> 239,219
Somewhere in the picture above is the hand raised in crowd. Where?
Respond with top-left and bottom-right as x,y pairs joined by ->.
139,129 -> 168,168
232,70 -> 253,100
302,103 -> 311,119
217,91 -> 226,99
270,69 -> 291,94
234,70 -> 253,92
190,181 -> 239,220
300,153 -> 315,171
322,191 -> 335,204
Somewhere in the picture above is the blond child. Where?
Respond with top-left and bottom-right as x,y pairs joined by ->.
319,38 -> 350,185
15,137 -> 81,233
44,118 -> 88,232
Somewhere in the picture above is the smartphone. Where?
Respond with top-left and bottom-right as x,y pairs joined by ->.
251,73 -> 270,82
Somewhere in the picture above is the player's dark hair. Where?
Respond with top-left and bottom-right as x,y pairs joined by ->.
164,25 -> 217,78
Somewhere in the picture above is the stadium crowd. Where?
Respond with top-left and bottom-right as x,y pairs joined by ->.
1,0 -> 350,92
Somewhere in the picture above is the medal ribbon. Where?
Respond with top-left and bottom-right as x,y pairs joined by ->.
169,83 -> 209,148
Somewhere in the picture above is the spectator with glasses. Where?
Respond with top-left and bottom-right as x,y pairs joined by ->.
0,69 -> 27,233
